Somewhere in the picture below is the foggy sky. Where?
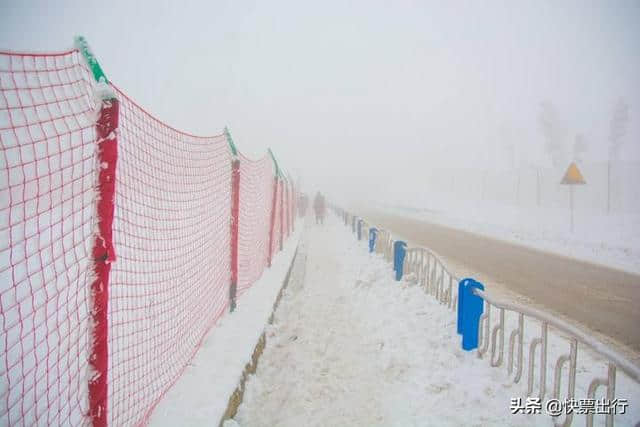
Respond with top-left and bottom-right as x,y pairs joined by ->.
2,0 -> 639,203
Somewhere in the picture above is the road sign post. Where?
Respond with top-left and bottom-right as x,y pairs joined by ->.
560,162 -> 586,233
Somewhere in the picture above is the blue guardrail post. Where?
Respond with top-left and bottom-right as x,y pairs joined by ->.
368,227 -> 378,253
393,240 -> 407,281
457,278 -> 485,351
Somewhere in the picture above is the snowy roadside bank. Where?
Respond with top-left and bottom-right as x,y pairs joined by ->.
372,202 -> 640,276
357,206 -> 640,363
148,226 -> 302,426
226,216 -> 639,427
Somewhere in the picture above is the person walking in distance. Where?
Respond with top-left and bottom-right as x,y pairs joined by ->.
313,192 -> 326,225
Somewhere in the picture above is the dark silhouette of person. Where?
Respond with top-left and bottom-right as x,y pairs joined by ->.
313,192 -> 326,225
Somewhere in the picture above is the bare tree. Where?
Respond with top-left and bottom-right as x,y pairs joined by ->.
573,133 -> 588,163
537,101 -> 567,207
609,98 -> 629,159
607,98 -> 630,213
538,101 -> 567,167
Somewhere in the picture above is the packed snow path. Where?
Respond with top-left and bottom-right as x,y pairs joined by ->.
227,216 -> 548,427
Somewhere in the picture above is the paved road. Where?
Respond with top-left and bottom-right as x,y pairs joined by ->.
360,211 -> 640,354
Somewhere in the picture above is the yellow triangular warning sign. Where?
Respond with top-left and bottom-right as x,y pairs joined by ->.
561,162 -> 586,185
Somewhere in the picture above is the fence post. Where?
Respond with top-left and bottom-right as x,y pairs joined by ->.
267,176 -> 278,267
292,182 -> 296,230
369,228 -> 378,253
286,178 -> 291,238
288,180 -> 291,235
282,178 -> 287,239
291,182 -> 295,231
279,179 -> 284,251
457,278 -> 485,351
225,127 -> 240,312
393,240 -> 407,281
76,36 -> 117,427
267,149 -> 281,266
291,181 -> 296,231
457,279 -> 468,335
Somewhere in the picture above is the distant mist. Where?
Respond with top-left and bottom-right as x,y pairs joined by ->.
2,0 -> 639,209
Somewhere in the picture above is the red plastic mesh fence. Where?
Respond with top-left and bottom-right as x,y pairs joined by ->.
108,87 -> 232,425
236,153 -> 275,296
289,182 -> 296,232
284,181 -> 291,238
286,181 -> 293,236
0,50 -> 98,426
1,46 -> 295,427
288,183 -> 293,233
281,181 -> 287,245
282,181 -> 290,239
270,180 -> 283,257
293,183 -> 298,227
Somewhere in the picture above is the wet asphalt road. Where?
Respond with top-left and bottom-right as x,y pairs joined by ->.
360,211 -> 640,353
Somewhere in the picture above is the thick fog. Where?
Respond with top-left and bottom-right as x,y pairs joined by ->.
2,0 -> 639,209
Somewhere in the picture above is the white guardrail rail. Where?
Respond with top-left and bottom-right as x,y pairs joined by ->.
338,208 -> 640,427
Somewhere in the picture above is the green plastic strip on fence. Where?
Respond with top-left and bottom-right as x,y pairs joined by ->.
74,36 -> 116,100
268,148 -> 282,178
224,126 -> 239,157
74,36 -> 108,84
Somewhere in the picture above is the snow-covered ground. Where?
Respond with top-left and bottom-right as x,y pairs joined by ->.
225,215 -> 639,427
148,226 -> 302,426
373,200 -> 640,275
